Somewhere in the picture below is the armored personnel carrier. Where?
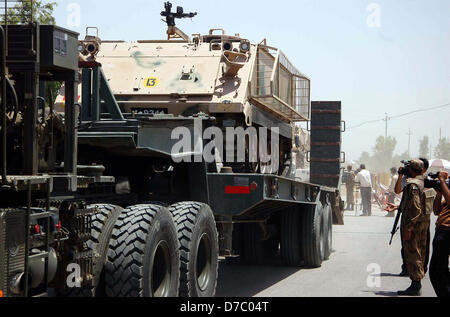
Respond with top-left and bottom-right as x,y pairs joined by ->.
76,1 -> 311,174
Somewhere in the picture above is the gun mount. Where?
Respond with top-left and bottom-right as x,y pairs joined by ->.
161,1 -> 197,41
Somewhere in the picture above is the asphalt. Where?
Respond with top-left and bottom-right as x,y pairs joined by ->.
215,205 -> 438,297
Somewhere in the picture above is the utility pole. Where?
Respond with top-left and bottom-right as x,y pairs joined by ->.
383,113 -> 390,139
407,129 -> 413,158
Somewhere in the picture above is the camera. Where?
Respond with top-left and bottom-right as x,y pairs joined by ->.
424,172 -> 450,191
398,160 -> 412,176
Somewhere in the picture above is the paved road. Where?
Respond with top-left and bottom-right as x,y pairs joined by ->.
216,205 -> 438,297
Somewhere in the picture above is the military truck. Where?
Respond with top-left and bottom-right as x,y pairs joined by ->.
0,1 -> 344,298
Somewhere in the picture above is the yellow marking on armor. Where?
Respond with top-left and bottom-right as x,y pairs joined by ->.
144,77 -> 160,88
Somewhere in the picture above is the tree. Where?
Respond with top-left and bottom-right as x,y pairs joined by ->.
3,1 -> 57,24
357,136 -> 397,172
372,136 -> 397,172
419,136 -> 430,158
2,1 -> 60,104
392,151 -> 410,167
358,151 -> 373,169
434,137 -> 450,160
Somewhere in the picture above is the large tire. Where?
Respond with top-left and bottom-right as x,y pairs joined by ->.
105,204 -> 180,297
240,223 -> 264,265
323,203 -> 333,261
281,208 -> 302,266
87,204 -> 123,297
55,204 -> 123,297
170,202 -> 219,297
301,204 -> 324,268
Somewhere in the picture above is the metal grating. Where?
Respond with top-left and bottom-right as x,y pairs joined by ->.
0,0 -> 34,25
251,45 -> 310,122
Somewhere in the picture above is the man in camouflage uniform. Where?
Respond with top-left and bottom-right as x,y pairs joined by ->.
397,159 -> 428,296
345,166 -> 356,211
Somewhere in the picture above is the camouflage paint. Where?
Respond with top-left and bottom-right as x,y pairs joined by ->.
131,51 -> 165,69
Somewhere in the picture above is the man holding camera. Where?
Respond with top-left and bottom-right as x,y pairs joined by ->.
430,171 -> 450,297
396,159 -> 428,296
389,158 -> 431,277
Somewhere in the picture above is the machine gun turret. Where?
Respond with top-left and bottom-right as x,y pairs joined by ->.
160,2 -> 197,41
161,1 -> 197,27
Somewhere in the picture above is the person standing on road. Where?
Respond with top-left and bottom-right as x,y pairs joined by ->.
430,171 -> 450,297
397,159 -> 428,296
355,164 -> 372,216
390,158 -> 432,277
419,158 -> 432,276
345,165 -> 356,211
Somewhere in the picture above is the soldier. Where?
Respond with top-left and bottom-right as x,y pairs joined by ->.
418,158 -> 432,276
397,159 -> 428,296
345,165 -> 356,211
390,158 -> 432,277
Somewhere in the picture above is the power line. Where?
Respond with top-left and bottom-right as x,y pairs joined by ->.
348,102 -> 450,130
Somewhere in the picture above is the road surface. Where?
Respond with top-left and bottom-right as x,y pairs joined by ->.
216,205 -> 437,297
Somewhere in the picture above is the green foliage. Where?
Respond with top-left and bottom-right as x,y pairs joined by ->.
373,136 -> 397,161
419,136 -> 430,158
434,138 -> 450,160
2,0 -> 57,25
392,151 -> 411,166
2,1 -> 60,105
357,136 -> 413,172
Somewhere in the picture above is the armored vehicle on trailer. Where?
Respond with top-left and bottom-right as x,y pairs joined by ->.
1,1 -> 344,298
75,1 -> 311,175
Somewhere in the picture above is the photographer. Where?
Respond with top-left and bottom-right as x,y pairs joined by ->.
396,159 -> 428,296
389,158 -> 430,277
430,171 -> 450,297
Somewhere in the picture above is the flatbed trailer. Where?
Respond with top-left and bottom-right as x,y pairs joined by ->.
0,4 -> 345,297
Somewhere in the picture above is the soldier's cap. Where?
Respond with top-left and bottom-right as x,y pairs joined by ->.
410,159 -> 424,172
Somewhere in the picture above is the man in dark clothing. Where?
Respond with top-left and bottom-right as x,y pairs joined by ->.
394,158 -> 431,277
430,171 -> 450,297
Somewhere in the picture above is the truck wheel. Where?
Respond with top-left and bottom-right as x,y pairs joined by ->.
87,204 -> 123,297
262,237 -> 280,259
170,202 -> 219,297
241,223 -> 264,264
105,204 -> 180,297
55,204 -> 123,297
281,208 -> 302,266
301,204 -> 324,268
323,204 -> 333,261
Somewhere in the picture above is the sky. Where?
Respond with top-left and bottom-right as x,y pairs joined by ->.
51,0 -> 450,162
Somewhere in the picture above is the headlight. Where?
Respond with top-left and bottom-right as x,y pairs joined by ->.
240,40 -> 250,53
